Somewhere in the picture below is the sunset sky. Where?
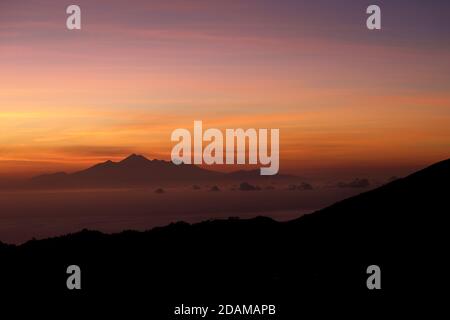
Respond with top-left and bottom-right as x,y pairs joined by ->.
1,0 -> 450,177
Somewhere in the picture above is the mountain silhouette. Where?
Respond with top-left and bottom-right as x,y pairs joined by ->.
30,154 -> 222,187
1,158 -> 447,313
29,154 -> 297,188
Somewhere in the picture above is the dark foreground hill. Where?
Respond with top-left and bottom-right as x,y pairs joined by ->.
0,159 -> 448,315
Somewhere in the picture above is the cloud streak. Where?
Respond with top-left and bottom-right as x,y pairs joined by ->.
1,0 -> 449,176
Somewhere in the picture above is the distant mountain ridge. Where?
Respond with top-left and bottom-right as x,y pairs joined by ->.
29,154 -> 297,188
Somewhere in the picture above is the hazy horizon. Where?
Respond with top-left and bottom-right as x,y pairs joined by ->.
0,152 -> 432,185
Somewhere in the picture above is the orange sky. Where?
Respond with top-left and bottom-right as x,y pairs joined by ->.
1,0 -> 450,177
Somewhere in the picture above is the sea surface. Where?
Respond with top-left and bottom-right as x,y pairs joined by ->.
0,186 -> 362,244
